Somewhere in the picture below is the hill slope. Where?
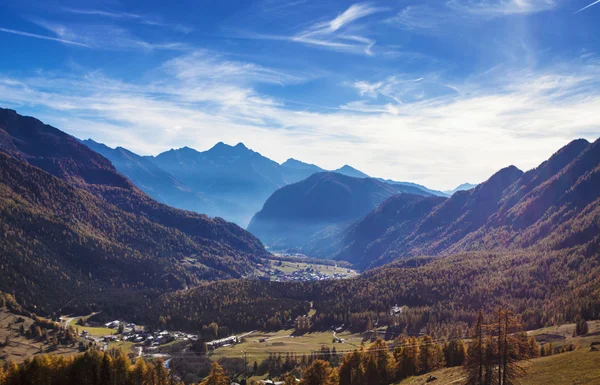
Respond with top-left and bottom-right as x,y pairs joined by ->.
0,108 -> 269,315
247,172 -> 430,250
318,139 -> 600,269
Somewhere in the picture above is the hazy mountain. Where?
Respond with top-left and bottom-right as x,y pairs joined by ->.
334,164 -> 448,196
0,108 -> 269,314
82,139 -> 219,215
150,142 -> 286,226
316,139 -> 600,269
444,183 -> 477,195
280,158 -> 325,184
378,178 -> 449,197
333,165 -> 370,178
83,142 -> 447,227
247,172 -> 431,250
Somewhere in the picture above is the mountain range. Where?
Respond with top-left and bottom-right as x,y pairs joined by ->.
0,108 -> 269,314
305,138 -> 600,269
82,140 -> 455,227
247,172 -> 432,251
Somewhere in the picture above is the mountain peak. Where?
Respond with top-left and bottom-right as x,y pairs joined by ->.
334,165 -> 370,179
235,142 -> 247,149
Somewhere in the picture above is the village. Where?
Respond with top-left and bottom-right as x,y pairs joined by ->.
266,267 -> 351,282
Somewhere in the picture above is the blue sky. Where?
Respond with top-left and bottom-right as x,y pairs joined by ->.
1,0 -> 599,190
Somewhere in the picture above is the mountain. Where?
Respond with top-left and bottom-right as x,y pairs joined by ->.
333,165 -> 370,178
334,165 -> 448,196
82,139 -> 218,215
377,178 -> 449,197
247,172 -> 430,251
82,140 -> 447,226
332,194 -> 447,266
318,139 -> 600,269
0,108 -> 269,315
444,183 -> 477,195
280,158 -> 325,184
150,142 -> 286,226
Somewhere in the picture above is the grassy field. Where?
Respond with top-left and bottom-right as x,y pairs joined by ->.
267,260 -> 358,277
395,322 -> 600,385
0,308 -> 80,364
79,325 -> 118,337
395,348 -> 600,385
209,329 -> 364,363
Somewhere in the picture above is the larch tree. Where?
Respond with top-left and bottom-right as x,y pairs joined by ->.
300,360 -> 334,385
201,362 -> 229,385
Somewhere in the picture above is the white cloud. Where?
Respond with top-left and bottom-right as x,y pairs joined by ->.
60,7 -> 193,33
0,53 -> 599,191
27,19 -> 188,51
241,3 -> 387,55
448,0 -> 556,16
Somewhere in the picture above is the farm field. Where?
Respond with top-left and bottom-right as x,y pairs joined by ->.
209,329 -> 364,363
268,260 -> 358,277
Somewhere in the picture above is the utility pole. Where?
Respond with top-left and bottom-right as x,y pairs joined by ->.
243,351 -> 248,379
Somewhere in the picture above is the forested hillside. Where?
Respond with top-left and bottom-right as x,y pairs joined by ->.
308,139 -> 600,270
0,108 -> 269,315
153,245 -> 600,340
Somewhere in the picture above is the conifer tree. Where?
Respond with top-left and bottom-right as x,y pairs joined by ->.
201,362 -> 229,385
465,311 -> 485,385
300,360 -> 333,385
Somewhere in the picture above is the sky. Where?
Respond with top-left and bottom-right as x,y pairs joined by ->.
0,0 -> 599,190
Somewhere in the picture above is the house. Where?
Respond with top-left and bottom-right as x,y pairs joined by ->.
390,305 -> 403,316
105,320 -> 120,328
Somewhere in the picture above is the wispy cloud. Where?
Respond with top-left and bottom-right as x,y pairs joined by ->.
29,20 -> 189,51
291,3 -> 387,55
448,0 -> 556,16
163,50 -> 308,86
60,7 -> 193,33
238,3 -> 388,55
574,0 -> 600,13
1,52 -> 599,190
0,26 -> 90,48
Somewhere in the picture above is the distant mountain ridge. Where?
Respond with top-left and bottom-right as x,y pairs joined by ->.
443,182 -> 477,195
82,141 -> 448,226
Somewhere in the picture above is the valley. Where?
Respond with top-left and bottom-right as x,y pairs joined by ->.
1,0 -> 600,383
0,108 -> 599,385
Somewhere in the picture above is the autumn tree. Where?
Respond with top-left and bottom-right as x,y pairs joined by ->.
393,336 -> 420,380
300,360 -> 334,385
444,339 -> 466,367
339,347 -> 367,385
465,311 -> 485,385
201,362 -> 229,385
575,317 -> 589,336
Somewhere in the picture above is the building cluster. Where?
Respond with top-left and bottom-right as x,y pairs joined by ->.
267,267 -> 350,282
206,335 -> 238,350
81,320 -> 198,350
